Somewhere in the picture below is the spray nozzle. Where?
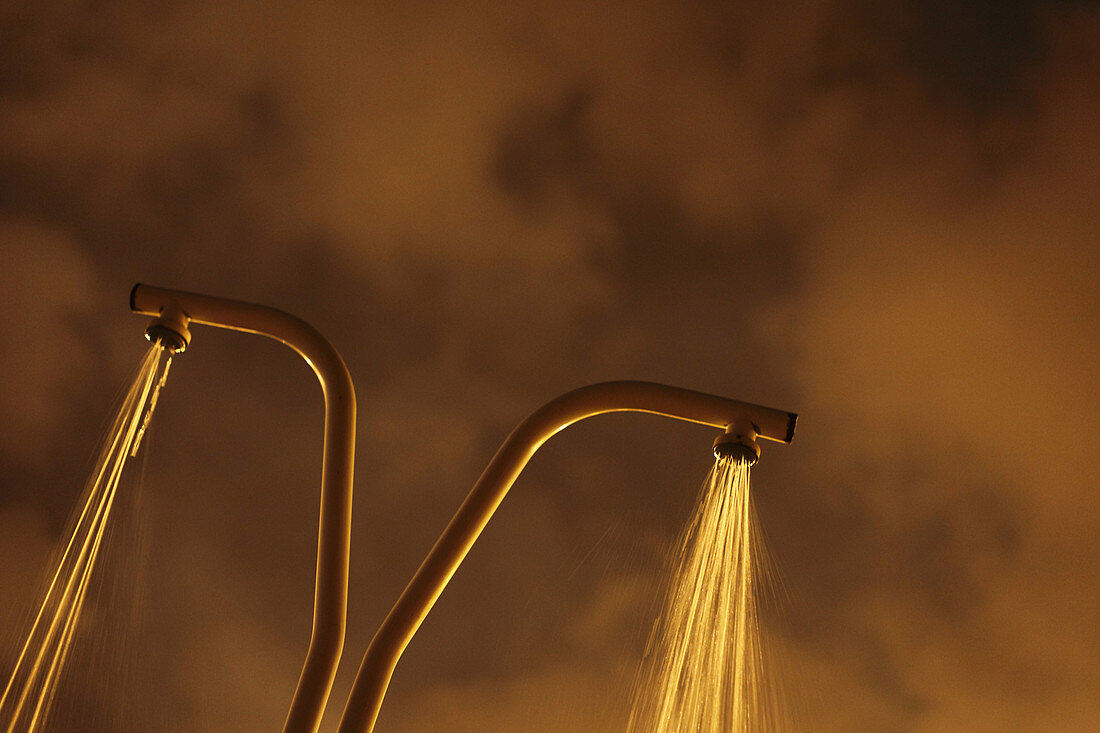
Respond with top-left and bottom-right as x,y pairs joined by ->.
145,302 -> 191,353
713,421 -> 760,465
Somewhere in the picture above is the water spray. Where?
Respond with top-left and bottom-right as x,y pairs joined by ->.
0,343 -> 170,733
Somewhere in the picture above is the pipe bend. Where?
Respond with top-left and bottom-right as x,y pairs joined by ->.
130,284 -> 356,733
131,283 -> 355,403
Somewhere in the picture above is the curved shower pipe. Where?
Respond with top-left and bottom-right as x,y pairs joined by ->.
130,284 -> 356,733
336,380 -> 796,732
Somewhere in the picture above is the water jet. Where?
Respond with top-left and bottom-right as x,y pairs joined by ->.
1,341 -> 172,733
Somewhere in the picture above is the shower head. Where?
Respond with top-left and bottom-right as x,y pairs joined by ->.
713,421 -> 760,465
713,439 -> 759,465
142,301 -> 191,353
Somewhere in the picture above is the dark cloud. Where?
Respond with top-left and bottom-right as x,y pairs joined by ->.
818,0 -> 1073,114
490,85 -> 597,211
805,0 -> 1100,171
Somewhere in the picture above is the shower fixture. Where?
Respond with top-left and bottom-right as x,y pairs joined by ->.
129,284 -> 796,733
335,381 -> 796,732
130,284 -> 356,733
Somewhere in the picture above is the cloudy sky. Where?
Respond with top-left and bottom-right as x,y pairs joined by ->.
1,0 -> 1098,730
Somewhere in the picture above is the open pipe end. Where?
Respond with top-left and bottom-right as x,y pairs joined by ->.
785,412 -> 798,443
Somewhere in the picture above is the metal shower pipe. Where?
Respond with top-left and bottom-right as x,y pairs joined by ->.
130,284 -> 356,733
336,381 -> 796,732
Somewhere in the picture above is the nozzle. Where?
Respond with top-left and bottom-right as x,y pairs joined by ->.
713,420 -> 760,465
144,301 -> 191,353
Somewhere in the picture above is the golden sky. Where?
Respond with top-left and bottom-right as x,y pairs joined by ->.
1,0 -> 1098,730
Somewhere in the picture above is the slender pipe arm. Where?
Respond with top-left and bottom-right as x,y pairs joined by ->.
130,284 -> 356,733
336,381 -> 796,733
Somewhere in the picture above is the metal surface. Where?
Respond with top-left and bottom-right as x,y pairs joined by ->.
336,381 -> 796,733
130,284 -> 356,733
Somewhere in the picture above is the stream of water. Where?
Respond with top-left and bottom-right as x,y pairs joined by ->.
628,455 -> 788,732
0,342 -> 172,733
